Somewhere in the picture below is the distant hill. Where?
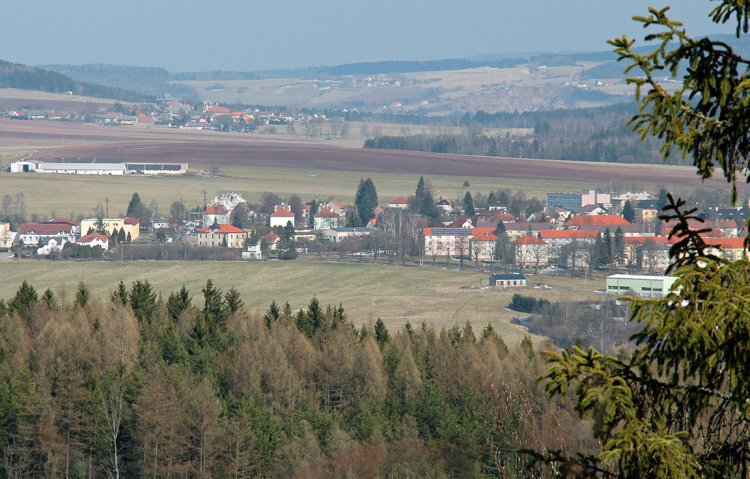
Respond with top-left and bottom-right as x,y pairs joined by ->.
580,33 -> 750,80
44,64 -> 194,98
0,60 -> 152,102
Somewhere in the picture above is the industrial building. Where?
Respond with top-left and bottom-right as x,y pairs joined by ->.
8,157 -> 187,175
606,274 -> 677,298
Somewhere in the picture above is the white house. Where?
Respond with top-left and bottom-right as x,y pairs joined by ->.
313,208 -> 339,230
270,205 -> 295,228
241,240 -> 263,260
489,273 -> 527,288
18,223 -> 75,246
77,232 -> 109,251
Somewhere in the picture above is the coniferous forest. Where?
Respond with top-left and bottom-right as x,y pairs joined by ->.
0,279 -> 594,478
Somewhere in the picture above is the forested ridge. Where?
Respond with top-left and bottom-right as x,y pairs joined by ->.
0,279 -> 592,478
364,103 -> 675,164
0,59 -> 152,102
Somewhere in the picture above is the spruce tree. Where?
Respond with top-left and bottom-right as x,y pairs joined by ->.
621,200 -> 635,223
415,176 -> 426,199
463,191 -> 475,217
537,3 -> 750,476
355,178 -> 379,225
487,191 -> 497,207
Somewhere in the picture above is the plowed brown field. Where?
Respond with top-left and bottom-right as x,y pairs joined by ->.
0,118 -> 730,191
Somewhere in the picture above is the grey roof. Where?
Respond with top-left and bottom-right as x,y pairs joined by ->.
490,273 -> 526,280
38,162 -> 125,171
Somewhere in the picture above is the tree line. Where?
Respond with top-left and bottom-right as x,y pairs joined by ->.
0,59 -> 153,102
0,279 -> 594,478
362,102 -> 681,164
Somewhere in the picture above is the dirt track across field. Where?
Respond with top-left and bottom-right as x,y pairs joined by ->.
0,118 -> 730,190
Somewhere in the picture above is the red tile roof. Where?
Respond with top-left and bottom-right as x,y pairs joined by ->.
271,209 -> 295,217
316,208 -> 338,218
512,236 -> 547,245
44,217 -> 78,226
205,106 -> 230,114
204,205 -> 227,215
706,237 -> 746,249
196,223 -> 246,234
19,223 -> 72,235
137,112 -> 155,123
625,236 -> 669,245
262,232 -> 279,243
540,230 -> 600,239
124,217 -> 140,225
470,231 -> 498,241
389,196 -> 408,204
566,215 -> 630,227
78,232 -> 108,243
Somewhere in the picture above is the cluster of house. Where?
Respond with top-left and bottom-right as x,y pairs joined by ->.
3,99 -> 330,133
5,187 -> 749,269
1,217 -> 140,255
423,189 -> 750,273
192,194 -> 373,258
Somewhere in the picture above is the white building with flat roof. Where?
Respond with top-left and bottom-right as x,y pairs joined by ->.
606,274 -> 677,298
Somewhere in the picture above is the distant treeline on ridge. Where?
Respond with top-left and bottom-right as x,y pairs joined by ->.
0,59 -> 153,102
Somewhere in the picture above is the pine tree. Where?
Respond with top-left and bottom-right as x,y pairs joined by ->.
129,279 -> 156,322
621,200 -> 635,223
167,285 -> 191,322
8,280 -> 37,323
355,178 -> 378,226
308,199 -> 318,228
487,191 -> 497,207
94,216 -> 106,234
415,176 -> 426,199
537,3 -> 750,475
264,300 -> 280,328
224,288 -> 242,314
112,280 -> 129,305
74,280 -> 89,307
374,318 -> 389,348
463,191 -> 475,217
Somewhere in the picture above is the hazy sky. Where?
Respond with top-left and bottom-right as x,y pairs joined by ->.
0,1 -> 733,71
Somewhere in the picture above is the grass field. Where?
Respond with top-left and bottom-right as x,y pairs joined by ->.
0,164 -> 592,219
0,259 -> 607,345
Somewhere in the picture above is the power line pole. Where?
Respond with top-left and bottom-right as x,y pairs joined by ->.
105,197 -> 109,218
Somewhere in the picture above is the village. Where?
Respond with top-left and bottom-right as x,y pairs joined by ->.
2,97 -> 339,134
2,180 -> 748,298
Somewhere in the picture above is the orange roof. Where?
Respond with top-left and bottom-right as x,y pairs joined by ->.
205,106 -> 230,114
196,223 -> 246,234
540,230 -> 599,239
124,217 -> 140,225
204,205 -> 227,215
271,209 -> 295,217
389,196 -> 408,204
316,208 -> 338,218
470,231 -> 498,241
137,112 -> 155,122
566,215 -> 630,227
262,231 -> 279,242
625,236 -> 669,245
513,236 -> 547,245
706,237 -> 746,249
78,232 -> 108,243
